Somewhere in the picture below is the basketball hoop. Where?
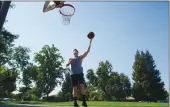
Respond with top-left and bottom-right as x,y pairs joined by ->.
59,4 -> 75,25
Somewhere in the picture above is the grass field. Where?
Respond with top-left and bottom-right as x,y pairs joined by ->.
1,101 -> 168,107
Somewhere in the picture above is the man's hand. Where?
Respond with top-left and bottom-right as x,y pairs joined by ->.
66,64 -> 69,67
66,58 -> 72,67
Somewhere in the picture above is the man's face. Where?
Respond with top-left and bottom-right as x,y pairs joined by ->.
73,49 -> 78,57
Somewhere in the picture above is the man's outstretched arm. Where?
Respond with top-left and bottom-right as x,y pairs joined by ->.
80,39 -> 92,60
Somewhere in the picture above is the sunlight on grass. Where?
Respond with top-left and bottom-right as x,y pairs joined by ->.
1,101 -> 168,107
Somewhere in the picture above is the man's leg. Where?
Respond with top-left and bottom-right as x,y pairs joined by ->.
79,74 -> 88,107
73,86 -> 79,106
71,75 -> 79,107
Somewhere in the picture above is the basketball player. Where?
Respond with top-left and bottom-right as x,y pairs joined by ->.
66,38 -> 93,107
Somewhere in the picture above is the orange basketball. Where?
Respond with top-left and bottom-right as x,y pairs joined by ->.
87,32 -> 95,39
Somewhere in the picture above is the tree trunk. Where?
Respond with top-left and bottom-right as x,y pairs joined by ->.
46,93 -> 49,101
0,1 -> 11,33
102,88 -> 111,101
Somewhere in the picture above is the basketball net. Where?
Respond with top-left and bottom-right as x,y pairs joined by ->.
62,15 -> 72,25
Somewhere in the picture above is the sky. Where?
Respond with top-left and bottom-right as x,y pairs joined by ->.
4,2 -> 169,95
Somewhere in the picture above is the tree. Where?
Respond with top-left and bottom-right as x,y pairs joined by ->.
132,50 -> 145,101
86,69 -> 98,86
61,68 -> 72,101
119,73 -> 131,99
0,3 -> 31,99
132,50 -> 167,101
0,66 -> 17,98
96,60 -> 113,100
22,63 -> 38,89
0,29 -> 30,81
0,1 -> 16,58
9,46 -> 31,95
86,60 -> 131,101
0,13 -> 29,100
85,82 -> 98,100
56,91 -> 64,101
19,86 -> 31,101
34,44 -> 64,99
19,86 -> 39,101
105,72 -> 131,101
26,65 -> 43,99
0,29 -> 19,66
89,91 -> 101,101
28,87 -> 40,100
20,63 -> 38,101
0,1 -> 16,54
11,46 -> 30,70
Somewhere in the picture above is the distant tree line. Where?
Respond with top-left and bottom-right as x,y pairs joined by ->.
0,26 -> 168,102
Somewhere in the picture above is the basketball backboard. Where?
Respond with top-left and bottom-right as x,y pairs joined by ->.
43,1 -> 64,13
43,1 -> 75,25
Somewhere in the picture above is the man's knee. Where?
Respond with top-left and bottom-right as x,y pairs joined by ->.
80,84 -> 86,94
72,87 -> 78,96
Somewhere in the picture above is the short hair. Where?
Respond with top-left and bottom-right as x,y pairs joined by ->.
73,49 -> 79,53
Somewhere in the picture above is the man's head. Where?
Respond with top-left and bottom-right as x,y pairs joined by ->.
73,49 -> 79,57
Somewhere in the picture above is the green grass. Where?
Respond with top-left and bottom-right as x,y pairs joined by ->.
1,101 -> 168,107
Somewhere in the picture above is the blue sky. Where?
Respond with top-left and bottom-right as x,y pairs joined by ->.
4,2 -> 169,95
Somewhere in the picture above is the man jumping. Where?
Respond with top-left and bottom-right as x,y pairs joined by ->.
66,38 -> 93,107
